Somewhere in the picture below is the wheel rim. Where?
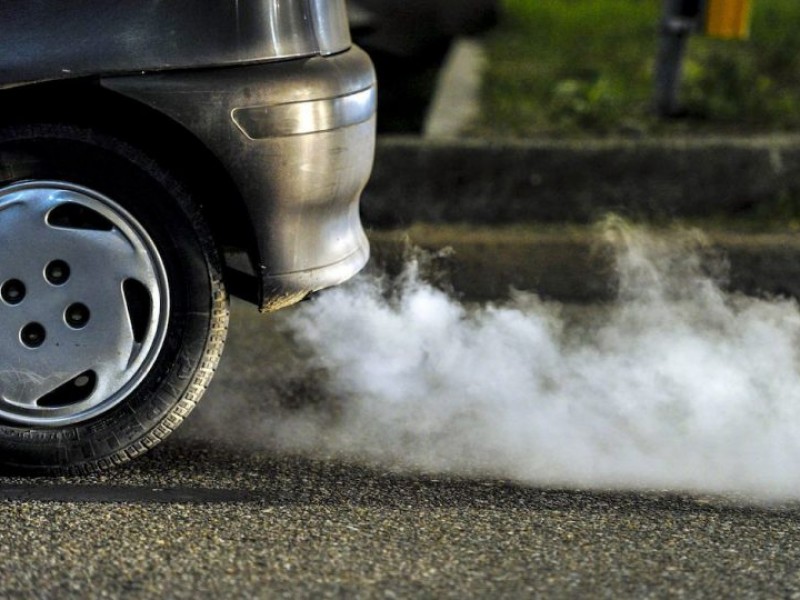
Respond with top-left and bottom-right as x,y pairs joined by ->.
0,181 -> 170,426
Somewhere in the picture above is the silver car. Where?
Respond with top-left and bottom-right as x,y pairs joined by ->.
0,1 -> 376,472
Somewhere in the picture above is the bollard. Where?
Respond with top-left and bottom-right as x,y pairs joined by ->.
654,0 -> 754,116
653,0 -> 702,117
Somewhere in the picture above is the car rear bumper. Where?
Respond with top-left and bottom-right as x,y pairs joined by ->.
102,47 -> 376,311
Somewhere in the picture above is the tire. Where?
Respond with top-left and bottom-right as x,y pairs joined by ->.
0,123 -> 229,474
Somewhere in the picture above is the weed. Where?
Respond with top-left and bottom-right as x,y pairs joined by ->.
476,0 -> 800,137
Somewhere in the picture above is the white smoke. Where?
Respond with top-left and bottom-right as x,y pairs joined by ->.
223,219 -> 800,500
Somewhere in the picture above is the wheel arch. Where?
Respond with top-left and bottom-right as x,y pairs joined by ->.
0,79 -> 260,301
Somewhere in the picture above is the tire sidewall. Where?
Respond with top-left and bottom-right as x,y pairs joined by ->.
0,123 -> 223,471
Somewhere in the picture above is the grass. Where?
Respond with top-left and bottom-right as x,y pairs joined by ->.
475,0 -> 800,137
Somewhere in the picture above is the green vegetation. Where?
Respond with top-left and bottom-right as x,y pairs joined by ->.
475,0 -> 800,137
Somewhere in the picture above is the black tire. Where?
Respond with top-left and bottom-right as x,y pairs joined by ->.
0,123 -> 228,474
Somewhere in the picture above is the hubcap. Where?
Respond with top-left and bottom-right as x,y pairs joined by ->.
0,181 -> 169,426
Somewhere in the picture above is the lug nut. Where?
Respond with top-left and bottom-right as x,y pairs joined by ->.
45,260 -> 70,285
20,323 -> 46,348
1,279 -> 26,305
65,303 -> 90,329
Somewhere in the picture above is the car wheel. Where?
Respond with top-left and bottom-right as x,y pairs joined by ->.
0,123 -> 228,473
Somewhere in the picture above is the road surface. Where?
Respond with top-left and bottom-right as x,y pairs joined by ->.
1,300 -> 798,598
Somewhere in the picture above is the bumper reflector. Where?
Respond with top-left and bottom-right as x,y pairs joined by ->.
232,86 -> 376,139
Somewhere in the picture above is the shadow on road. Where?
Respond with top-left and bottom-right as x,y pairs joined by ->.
1,436 -> 798,517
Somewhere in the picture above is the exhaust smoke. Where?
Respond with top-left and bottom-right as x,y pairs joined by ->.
217,220 -> 800,500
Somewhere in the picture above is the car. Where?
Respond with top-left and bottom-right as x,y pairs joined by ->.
348,0 -> 497,132
0,0 -> 376,473
350,0 -> 497,57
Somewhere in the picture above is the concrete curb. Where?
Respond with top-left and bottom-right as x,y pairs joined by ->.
368,225 -> 800,303
423,38 -> 485,139
362,135 -> 800,226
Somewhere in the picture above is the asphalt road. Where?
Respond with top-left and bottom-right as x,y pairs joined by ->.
1,300 -> 799,599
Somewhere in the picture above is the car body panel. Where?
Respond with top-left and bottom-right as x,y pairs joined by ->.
349,0 -> 497,57
0,0 -> 373,312
102,47 -> 376,311
0,0 -> 351,88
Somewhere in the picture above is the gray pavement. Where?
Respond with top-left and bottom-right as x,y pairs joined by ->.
2,301 -> 800,599
3,454 -> 800,599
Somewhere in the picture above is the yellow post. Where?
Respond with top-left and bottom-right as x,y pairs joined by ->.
705,0 -> 752,39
